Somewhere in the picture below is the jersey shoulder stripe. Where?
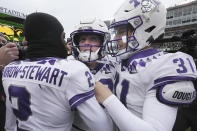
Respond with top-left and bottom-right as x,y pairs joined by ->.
69,90 -> 95,111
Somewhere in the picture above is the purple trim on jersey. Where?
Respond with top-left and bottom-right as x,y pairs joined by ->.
151,81 -> 176,90
158,86 -> 193,105
121,48 -> 160,68
69,90 -> 95,111
91,63 -> 104,75
127,49 -> 160,65
154,76 -> 196,84
150,76 -> 196,90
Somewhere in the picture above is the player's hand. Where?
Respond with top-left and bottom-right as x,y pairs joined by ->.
0,42 -> 19,68
0,36 -> 7,45
94,81 -> 112,104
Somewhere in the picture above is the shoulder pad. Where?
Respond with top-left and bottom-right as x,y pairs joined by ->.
156,81 -> 196,106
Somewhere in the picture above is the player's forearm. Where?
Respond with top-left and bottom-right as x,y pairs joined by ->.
103,95 -> 158,131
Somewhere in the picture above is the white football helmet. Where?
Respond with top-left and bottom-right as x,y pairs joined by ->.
70,18 -> 110,62
107,0 -> 167,60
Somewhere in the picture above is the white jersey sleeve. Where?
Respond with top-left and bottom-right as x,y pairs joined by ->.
101,51 -> 196,131
71,61 -> 116,131
145,52 -> 197,90
143,52 -> 197,105
65,60 -> 113,131
103,87 -> 178,131
65,61 -> 95,111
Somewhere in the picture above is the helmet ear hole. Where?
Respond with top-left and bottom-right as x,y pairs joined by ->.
73,34 -> 80,45
98,35 -> 104,45
72,46 -> 79,58
145,25 -> 156,33
127,24 -> 134,32
146,36 -> 154,44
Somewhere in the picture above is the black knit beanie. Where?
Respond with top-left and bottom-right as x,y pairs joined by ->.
24,12 -> 67,59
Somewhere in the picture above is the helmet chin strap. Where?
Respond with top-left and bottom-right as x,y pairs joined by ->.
78,48 -> 100,62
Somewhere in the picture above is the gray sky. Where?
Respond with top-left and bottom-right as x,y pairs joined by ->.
0,0 -> 194,36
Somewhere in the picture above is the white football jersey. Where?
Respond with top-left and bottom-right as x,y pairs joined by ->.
114,49 -> 197,118
93,60 -> 117,91
2,57 -> 112,131
72,57 -> 116,131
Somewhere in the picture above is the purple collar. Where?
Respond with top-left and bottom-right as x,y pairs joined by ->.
122,48 -> 161,67
90,63 -> 105,75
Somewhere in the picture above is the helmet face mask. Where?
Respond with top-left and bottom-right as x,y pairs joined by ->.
70,19 -> 110,63
108,21 -> 139,59
107,0 -> 166,60
78,47 -> 100,62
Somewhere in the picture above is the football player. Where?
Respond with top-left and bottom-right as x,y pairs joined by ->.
94,0 -> 197,131
70,19 -> 115,131
2,12 -> 113,131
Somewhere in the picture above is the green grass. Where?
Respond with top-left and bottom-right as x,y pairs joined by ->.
186,127 -> 191,131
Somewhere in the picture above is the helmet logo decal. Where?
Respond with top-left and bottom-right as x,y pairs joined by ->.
134,18 -> 141,27
129,0 -> 140,8
141,0 -> 156,13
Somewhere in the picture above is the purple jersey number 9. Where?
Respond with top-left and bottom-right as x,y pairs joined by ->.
8,85 -> 32,121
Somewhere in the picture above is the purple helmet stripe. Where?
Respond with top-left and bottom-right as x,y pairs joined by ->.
70,29 -> 105,37
108,20 -> 128,29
